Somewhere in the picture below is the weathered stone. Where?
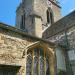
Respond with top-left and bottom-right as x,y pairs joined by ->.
0,22 -> 55,75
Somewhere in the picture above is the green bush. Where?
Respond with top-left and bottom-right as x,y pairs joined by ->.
58,70 -> 67,75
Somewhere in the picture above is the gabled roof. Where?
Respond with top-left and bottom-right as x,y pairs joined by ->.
43,10 -> 75,38
0,22 -> 55,47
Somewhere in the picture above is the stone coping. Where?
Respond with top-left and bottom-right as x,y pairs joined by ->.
0,62 -> 21,67
0,22 -> 55,47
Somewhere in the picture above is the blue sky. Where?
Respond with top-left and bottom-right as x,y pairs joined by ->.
59,0 -> 75,16
0,0 -> 75,26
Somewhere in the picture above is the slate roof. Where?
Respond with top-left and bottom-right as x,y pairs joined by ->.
43,10 -> 75,38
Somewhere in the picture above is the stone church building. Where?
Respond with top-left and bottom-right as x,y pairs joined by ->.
0,0 -> 75,75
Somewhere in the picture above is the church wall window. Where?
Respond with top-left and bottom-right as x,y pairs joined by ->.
47,8 -> 54,25
26,51 -> 32,75
20,13 -> 25,30
46,55 -> 50,75
26,47 -> 51,75
34,48 -> 39,75
40,48 -> 44,75
50,12 -> 54,24
47,10 -> 50,23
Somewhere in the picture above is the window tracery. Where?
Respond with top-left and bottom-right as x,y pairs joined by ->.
46,57 -> 50,75
20,13 -> 25,30
47,8 -> 54,26
40,57 -> 44,75
26,53 -> 32,75
26,47 -> 51,75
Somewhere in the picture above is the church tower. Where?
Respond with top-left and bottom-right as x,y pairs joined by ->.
16,0 -> 61,37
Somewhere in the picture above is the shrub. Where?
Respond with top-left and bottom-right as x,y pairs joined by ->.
58,70 -> 67,75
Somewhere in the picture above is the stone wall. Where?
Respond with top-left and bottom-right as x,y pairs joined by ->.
34,0 -> 61,24
51,2 -> 61,22
16,1 -> 33,30
0,23 -> 55,75
0,27 -> 35,75
67,26 -> 75,75
46,25 -> 75,53
45,24 -> 75,75
16,0 -> 61,37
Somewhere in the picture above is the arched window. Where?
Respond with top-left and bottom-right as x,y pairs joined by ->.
20,13 -> 25,30
47,9 -> 50,23
47,8 -> 54,25
50,12 -> 53,24
26,47 -> 50,75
